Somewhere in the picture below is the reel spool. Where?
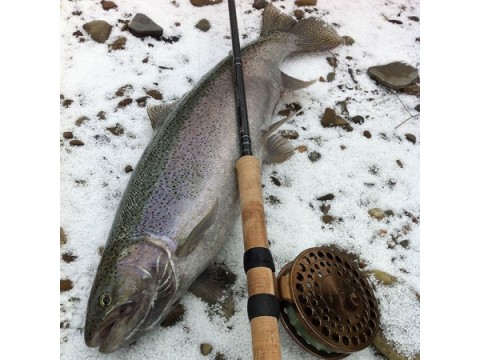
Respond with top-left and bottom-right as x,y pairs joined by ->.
277,247 -> 379,359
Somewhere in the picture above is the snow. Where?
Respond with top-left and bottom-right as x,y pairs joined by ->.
60,0 -> 420,359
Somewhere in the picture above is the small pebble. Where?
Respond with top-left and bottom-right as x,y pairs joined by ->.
253,0 -> 268,9
191,0 -> 223,6
69,140 -> 84,146
60,227 -> 67,246
320,203 -> 331,214
322,214 -> 334,224
326,56 -> 338,68
368,208 -> 385,220
97,111 -> 106,120
214,353 -> 226,360
125,165 -> 133,173
384,210 -> 395,217
317,193 -> 335,201
326,72 -> 335,82
405,133 -> 416,144
109,36 -> 127,51
60,279 -> 73,292
266,195 -> 281,205
118,98 -> 133,108
350,115 -> 364,124
195,18 -> 211,32
63,99 -> 73,108
106,123 -> 125,136
342,35 -> 355,45
399,239 -> 410,249
414,104 -> 420,112
146,89 -> 163,100
363,131 -> 372,139
101,0 -> 117,10
63,132 -> 73,139
136,96 -> 149,107
396,159 -> 403,168
75,116 -> 90,126
293,9 -> 304,19
142,56 -> 149,63
116,84 -> 132,97
200,343 -> 213,356
308,151 -> 321,162
295,0 -> 317,6
270,176 -> 281,186
409,16 -> 420,22
62,253 -> 78,263
279,130 -> 299,140
296,145 -> 308,153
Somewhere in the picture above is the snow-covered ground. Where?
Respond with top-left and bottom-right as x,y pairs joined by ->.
60,1 -> 421,359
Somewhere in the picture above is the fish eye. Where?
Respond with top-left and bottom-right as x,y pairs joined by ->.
99,293 -> 112,308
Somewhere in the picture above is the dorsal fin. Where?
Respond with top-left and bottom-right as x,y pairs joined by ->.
147,102 -> 177,129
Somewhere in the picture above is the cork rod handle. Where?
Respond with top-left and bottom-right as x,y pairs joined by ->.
236,155 -> 282,360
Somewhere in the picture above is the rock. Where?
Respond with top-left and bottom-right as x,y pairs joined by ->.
63,132 -> 73,139
350,115 -> 364,124
128,13 -> 163,38
101,0 -> 117,10
62,99 -> 73,108
279,130 -> 299,140
342,35 -> 355,45
320,204 -> 331,214
60,279 -> 73,292
322,215 -> 334,224
388,19 -> 403,25
69,140 -> 84,146
83,20 -> 112,43
136,96 -> 149,107
308,151 -> 321,162
414,104 -> 420,112
326,56 -> 338,68
60,227 -> 67,246
295,0 -> 317,6
195,18 -> 211,32
326,72 -> 335,82
405,133 -> 416,144
125,165 -> 133,173
321,108 -> 337,127
117,98 -> 133,108
293,9 -> 304,19
75,116 -> 90,126
317,193 -> 335,201
296,145 -> 308,153
363,130 -> 372,139
367,62 -> 419,90
365,269 -> 397,285
97,111 -> 106,120
396,159 -> 403,168
115,84 -> 133,97
160,303 -> 185,327
368,208 -> 385,220
214,353 -> 226,360
399,239 -> 410,249
409,15 -> 420,22
146,89 -> 163,100
72,30 -> 83,38
109,36 -> 127,50
106,123 -> 125,136
62,253 -> 77,263
253,0 -> 268,9
335,116 -> 350,127
399,83 -> 420,97
384,209 -> 395,217
191,0 -> 223,6
200,343 -> 213,356
270,176 -> 281,186
142,56 -> 149,63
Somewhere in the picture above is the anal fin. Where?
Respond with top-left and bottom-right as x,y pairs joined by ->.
281,72 -> 318,92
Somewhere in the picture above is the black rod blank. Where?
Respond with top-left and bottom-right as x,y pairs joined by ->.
227,0 -> 252,157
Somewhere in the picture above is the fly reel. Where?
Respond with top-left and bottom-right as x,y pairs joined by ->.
277,247 -> 379,359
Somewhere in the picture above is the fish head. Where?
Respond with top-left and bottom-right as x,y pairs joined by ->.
85,238 -> 176,353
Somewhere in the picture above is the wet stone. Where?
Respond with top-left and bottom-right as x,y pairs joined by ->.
136,96 -> 149,107
388,19 -> 403,25
142,56 -> 149,63
384,210 -> 395,217
60,279 -> 73,292
106,123 -> 125,136
101,0 -> 117,10
72,30 -> 83,38
293,9 -> 304,19
75,116 -> 90,126
399,83 -> 420,97
62,99 -> 73,108
83,20 -> 112,43
399,239 -> 410,249
321,108 -> 337,127
97,111 -> 106,120
214,353 -> 226,360
405,133 -> 416,144
62,253 -> 78,263
195,18 -> 211,32
146,89 -> 163,100
63,132 -> 73,139
367,62 -> 419,90
317,193 -> 335,201
109,36 -> 127,50
326,72 -> 335,82
396,159 -> 403,168
295,0 -> 317,6
414,104 -> 420,112
322,214 -> 334,224
69,139 -> 84,146
117,98 -> 133,108
128,13 -> 163,38
342,35 -> 354,45
191,0 -> 223,6
351,115 -> 364,124
116,84 -> 133,97
369,208 -> 385,220
253,0 -> 268,9
280,130 -> 299,140
270,176 -> 281,186
320,203 -> 331,214
296,145 -> 308,153
308,151 -> 321,162
125,165 -> 133,173
60,227 -> 67,246
409,16 -> 420,22
363,130 -> 372,139
201,343 -> 213,356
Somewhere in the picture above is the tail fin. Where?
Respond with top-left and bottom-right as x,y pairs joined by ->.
261,4 -> 344,52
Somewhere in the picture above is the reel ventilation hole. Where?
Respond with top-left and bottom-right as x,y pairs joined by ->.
277,247 -> 379,359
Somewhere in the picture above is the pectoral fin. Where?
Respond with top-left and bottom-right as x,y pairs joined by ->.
189,263 -> 237,305
281,72 -> 318,92
147,102 -> 177,129
175,201 -> 218,258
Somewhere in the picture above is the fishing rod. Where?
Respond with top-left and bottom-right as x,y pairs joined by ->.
227,1 -> 282,359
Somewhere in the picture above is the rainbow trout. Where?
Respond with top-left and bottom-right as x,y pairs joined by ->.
85,4 -> 343,353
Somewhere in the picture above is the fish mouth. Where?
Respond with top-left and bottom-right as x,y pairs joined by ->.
86,301 -> 144,353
